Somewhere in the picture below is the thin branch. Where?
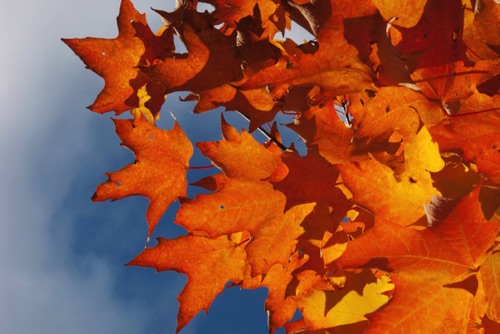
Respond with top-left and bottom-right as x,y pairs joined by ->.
188,165 -> 215,170
235,111 -> 288,151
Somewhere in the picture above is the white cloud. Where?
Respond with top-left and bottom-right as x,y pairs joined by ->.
0,1 -> 181,332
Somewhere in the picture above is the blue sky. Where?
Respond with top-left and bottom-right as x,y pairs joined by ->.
0,1 -> 316,333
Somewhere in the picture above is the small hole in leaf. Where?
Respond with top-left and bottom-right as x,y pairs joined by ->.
150,135 -> 154,140
409,177 -> 417,183
220,204 -> 225,209
117,182 -> 121,187
101,50 -> 106,56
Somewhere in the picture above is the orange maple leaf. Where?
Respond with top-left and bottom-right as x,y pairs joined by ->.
372,0 -> 427,28
463,0 -> 500,61
429,96 -> 500,184
62,0 -> 170,115
481,249 -> 500,322
336,187 -> 500,333
289,100 -> 359,164
261,252 -> 309,332
239,0 -> 378,98
338,127 -> 445,225
128,235 -> 246,333
197,115 -> 281,179
92,116 -> 193,237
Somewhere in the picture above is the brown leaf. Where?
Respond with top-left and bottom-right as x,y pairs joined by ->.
141,9 -> 243,93
394,0 -> 471,70
205,0 -> 289,36
273,149 -> 348,211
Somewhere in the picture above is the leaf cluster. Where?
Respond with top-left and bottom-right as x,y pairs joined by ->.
64,0 -> 500,332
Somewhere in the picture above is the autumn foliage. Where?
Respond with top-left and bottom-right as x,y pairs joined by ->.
63,0 -> 499,332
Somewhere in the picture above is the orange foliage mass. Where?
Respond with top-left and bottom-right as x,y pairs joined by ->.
64,0 -> 500,332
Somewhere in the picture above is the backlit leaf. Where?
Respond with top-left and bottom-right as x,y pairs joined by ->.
128,235 -> 246,332
65,0 -> 500,332
92,116 -> 193,237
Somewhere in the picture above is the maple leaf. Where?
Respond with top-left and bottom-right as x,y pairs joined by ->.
273,149 -> 350,214
180,119 -> 313,275
245,202 -> 313,276
336,187 -> 500,333
291,269 -> 394,332
196,115 -> 281,179
184,82 -> 316,131
128,235 -> 246,332
393,0 -> 471,70
338,127 -> 445,225
349,86 -> 424,139
177,173 -> 302,277
140,8 -> 243,94
411,59 -> 497,114
205,0 -> 289,36
429,94 -> 500,184
481,250 -> 500,322
463,0 -> 500,61
342,8 -> 419,87
261,253 -> 308,333
372,0 -> 427,28
92,116 -> 193,237
481,249 -> 500,323
288,100 -> 360,164
176,176 -> 285,239
62,0 -> 171,115
238,0 -> 378,99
